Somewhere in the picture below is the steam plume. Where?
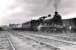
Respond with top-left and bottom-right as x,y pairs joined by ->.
54,0 -> 61,12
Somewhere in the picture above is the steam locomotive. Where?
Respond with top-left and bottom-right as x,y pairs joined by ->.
31,12 -> 67,32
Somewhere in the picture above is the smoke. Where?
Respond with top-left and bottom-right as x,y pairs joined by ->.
46,0 -> 61,12
54,0 -> 61,11
46,0 -> 52,7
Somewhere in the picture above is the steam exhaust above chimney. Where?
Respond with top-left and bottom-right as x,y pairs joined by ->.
54,0 -> 61,12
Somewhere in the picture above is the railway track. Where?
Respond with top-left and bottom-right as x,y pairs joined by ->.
7,35 -> 16,50
3,31 -> 76,50
21,32 -> 76,43
9,31 -> 60,50
17,32 -> 76,44
7,31 -> 76,50
0,32 -> 16,50
15,32 -> 76,50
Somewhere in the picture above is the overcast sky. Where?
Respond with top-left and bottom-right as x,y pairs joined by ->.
0,0 -> 76,25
